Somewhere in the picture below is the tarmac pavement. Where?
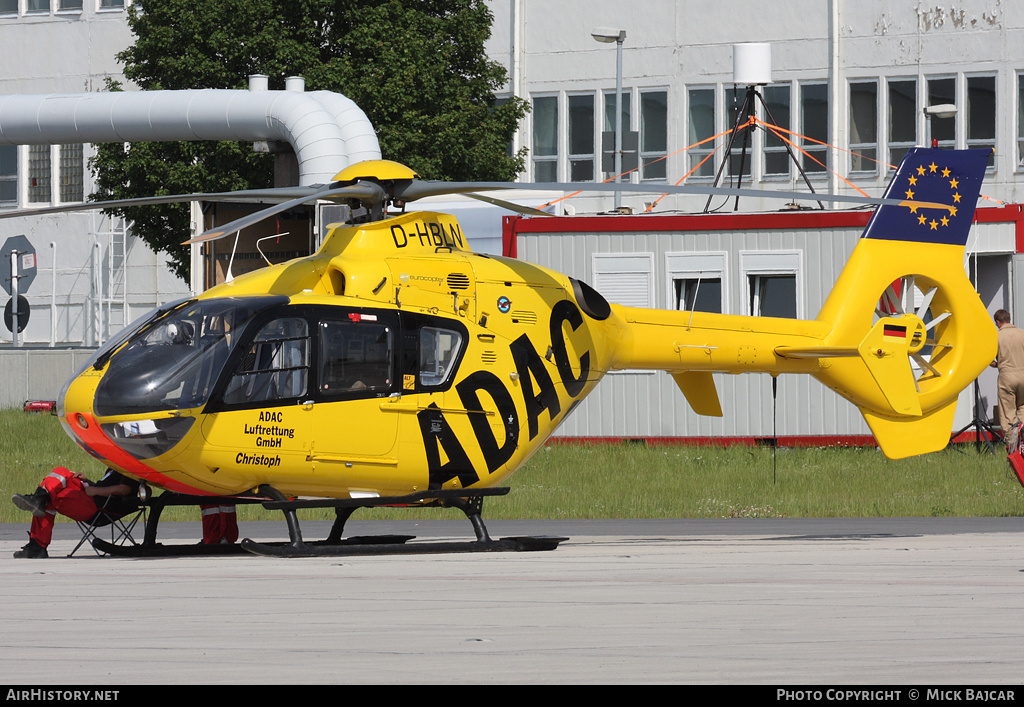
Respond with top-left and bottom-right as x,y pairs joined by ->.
1,518 -> 1022,685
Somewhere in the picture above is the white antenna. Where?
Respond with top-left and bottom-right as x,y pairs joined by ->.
225,231 -> 240,282
732,43 -> 772,85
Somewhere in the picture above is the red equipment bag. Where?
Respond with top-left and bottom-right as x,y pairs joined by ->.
1007,423 -> 1024,489
23,400 -> 56,414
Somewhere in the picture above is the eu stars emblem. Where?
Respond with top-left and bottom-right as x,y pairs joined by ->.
902,160 -> 959,232
861,148 -> 991,246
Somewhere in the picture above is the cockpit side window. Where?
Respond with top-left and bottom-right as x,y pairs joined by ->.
222,317 -> 310,405
419,327 -> 463,386
319,319 -> 393,397
395,312 -> 468,393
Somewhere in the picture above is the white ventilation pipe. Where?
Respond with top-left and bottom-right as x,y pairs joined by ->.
0,85 -> 381,186
308,91 -> 383,166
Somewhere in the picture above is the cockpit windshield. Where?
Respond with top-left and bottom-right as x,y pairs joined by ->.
94,296 -> 286,416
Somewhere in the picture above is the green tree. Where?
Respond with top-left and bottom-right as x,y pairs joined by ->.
91,0 -> 528,281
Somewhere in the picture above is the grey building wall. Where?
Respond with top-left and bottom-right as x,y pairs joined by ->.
0,347 -> 94,409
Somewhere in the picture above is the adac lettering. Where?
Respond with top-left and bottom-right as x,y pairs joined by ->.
417,300 -> 593,480
549,299 -> 590,397
510,333 -> 560,440
390,220 -> 465,249
417,403 -> 479,488
457,370 -> 519,472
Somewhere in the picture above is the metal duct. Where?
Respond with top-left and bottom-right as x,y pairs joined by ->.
0,87 -> 381,186
308,91 -> 382,166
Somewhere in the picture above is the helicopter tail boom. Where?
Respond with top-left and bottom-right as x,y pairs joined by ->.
608,148 -> 995,459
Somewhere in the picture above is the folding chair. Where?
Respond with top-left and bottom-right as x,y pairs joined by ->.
69,494 -> 146,557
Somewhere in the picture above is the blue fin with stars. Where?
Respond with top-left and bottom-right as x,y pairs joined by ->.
861,147 -> 990,246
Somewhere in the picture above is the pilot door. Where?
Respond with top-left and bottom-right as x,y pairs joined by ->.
199,314 -> 314,493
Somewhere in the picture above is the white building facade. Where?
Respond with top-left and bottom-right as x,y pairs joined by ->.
487,0 -> 1024,210
0,0 -> 189,349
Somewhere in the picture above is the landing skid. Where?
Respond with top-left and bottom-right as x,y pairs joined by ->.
90,486 -> 567,558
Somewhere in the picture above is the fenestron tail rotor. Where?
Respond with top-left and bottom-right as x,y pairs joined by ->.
873,275 -> 954,395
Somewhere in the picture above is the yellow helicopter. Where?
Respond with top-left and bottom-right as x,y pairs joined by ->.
3,147 -> 997,556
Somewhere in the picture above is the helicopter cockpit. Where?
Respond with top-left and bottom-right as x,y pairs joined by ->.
61,291 -> 473,465
93,297 -> 284,416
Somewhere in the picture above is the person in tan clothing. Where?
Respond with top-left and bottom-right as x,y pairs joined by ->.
992,309 -> 1024,448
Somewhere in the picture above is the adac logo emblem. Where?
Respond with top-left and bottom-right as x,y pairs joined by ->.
497,296 -> 511,313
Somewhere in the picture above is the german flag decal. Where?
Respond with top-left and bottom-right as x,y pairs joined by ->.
883,324 -> 908,340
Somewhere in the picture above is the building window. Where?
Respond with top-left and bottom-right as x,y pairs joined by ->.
741,251 -> 802,319
667,252 -> 727,314
849,80 -> 878,173
762,84 -> 791,177
800,82 -> 828,174
59,143 -> 84,203
59,0 -> 82,9
568,93 -> 595,182
1018,73 -> 1024,168
602,90 -> 631,180
0,146 -> 15,206
532,95 -> 557,182
0,0 -> 17,14
750,275 -> 797,318
99,0 -> 124,7
687,88 -> 716,177
592,253 -> 654,309
967,75 -> 996,168
602,90 -> 637,181
26,0 -> 48,11
28,145 -> 51,204
926,76 -> 956,149
640,90 -> 667,181
727,89 -> 753,178
888,78 -> 917,168
603,91 -> 631,137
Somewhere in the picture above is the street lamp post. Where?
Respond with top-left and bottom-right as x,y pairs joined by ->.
592,27 -> 626,210
924,103 -> 957,148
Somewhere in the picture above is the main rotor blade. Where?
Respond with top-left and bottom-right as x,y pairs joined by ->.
403,179 -> 955,211
459,192 -> 555,217
0,185 -> 339,223
0,169 -> 958,245
185,182 -> 387,244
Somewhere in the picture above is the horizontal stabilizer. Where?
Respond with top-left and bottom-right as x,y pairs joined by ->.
775,346 -> 859,359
